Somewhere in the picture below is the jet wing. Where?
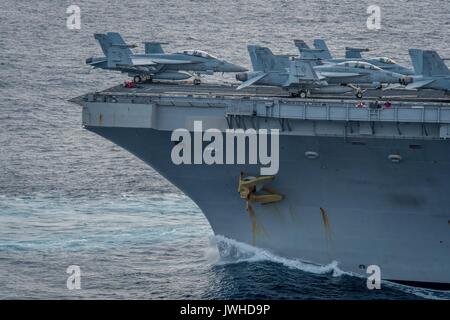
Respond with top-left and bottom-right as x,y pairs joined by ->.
236,73 -> 268,90
318,71 -> 363,78
130,56 -> 158,66
129,56 -> 199,66
382,83 -> 403,91
405,79 -> 435,90
147,58 -> 199,65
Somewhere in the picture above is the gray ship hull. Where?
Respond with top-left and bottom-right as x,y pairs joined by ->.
75,83 -> 450,288
87,126 -> 450,288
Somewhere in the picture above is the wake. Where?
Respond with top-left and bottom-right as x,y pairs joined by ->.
207,235 -> 450,300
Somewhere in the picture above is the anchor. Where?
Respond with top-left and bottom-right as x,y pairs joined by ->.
238,172 -> 283,244
238,172 -> 283,206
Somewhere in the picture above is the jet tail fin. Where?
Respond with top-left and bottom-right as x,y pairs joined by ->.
422,50 -> 450,76
287,58 -> 321,86
293,39 -> 310,51
297,48 -> 329,60
105,32 -> 134,54
313,39 -> 332,59
408,49 -> 423,75
94,32 -> 134,68
144,42 -> 167,54
345,47 -> 370,59
294,39 -> 331,60
247,45 -> 290,72
94,33 -> 112,56
294,41 -> 327,61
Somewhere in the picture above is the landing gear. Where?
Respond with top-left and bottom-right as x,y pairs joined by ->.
192,72 -> 202,85
299,90 -> 308,99
356,91 -> 363,99
346,84 -> 364,99
290,89 -> 309,98
133,75 -> 142,84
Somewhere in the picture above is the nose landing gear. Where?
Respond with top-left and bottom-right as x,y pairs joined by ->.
290,89 -> 309,98
356,91 -> 363,99
192,72 -> 202,85
133,75 -> 142,84
346,84 -> 365,99
299,90 -> 309,98
133,75 -> 152,84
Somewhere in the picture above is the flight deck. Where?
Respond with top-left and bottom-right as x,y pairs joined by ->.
93,81 -> 450,103
73,81 -> 450,141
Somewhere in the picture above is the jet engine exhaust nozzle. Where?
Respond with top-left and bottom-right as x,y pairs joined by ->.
236,73 -> 249,82
399,76 -> 413,86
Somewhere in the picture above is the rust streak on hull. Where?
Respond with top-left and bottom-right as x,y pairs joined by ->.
320,207 -> 335,259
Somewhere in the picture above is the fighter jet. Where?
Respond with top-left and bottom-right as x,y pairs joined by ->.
294,39 -> 415,76
86,32 -> 247,84
236,45 -> 406,98
235,45 -> 326,97
399,49 -> 450,93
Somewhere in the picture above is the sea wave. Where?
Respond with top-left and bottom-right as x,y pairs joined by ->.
210,235 -> 450,300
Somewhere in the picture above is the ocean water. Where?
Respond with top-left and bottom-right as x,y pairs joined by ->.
0,0 -> 449,299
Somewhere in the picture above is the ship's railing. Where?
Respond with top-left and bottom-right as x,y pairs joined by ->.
85,92 -> 450,124
225,100 -> 450,124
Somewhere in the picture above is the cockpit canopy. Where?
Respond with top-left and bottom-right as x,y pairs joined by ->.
338,61 -> 382,70
177,50 -> 217,59
375,57 -> 397,64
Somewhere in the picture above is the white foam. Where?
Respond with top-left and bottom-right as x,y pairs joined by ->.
209,235 -> 346,276
383,280 -> 450,300
208,235 -> 450,300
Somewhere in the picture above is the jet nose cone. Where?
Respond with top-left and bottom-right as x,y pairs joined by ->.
221,61 -> 248,73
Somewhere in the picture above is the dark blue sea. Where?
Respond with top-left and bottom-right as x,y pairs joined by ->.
0,0 -> 449,299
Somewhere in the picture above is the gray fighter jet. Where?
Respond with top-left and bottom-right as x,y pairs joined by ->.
86,32 -> 246,84
236,45 -> 406,98
294,39 -> 415,76
399,49 -> 450,93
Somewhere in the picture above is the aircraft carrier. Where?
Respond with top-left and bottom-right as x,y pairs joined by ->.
72,82 -> 450,289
